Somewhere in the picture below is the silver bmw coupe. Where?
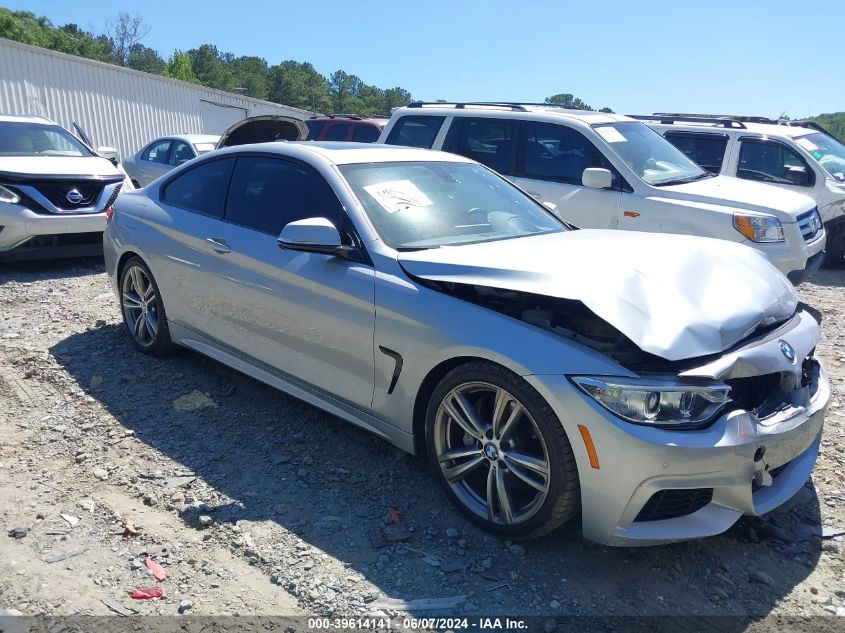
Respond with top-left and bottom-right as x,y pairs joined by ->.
104,142 -> 829,545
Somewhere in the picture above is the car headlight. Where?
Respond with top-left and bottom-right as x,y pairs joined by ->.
0,185 -> 20,204
571,377 -> 731,428
733,213 -> 784,242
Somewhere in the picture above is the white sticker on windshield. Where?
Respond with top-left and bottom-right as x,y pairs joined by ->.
795,137 -> 819,152
363,179 -> 433,214
596,126 -> 627,143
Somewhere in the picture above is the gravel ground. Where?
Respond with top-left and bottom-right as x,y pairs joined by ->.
0,259 -> 844,627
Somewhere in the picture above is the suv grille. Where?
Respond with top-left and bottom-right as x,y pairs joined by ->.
634,488 -> 714,522
35,181 -> 104,210
797,208 -> 823,242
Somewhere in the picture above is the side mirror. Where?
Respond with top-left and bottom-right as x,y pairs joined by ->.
277,217 -> 354,257
784,166 -> 811,187
97,146 -> 120,166
582,167 -> 613,189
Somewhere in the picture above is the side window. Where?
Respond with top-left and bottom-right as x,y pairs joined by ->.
738,140 -> 815,187
521,123 -> 616,186
170,141 -> 196,166
450,118 -> 517,174
352,124 -> 380,143
225,156 -> 342,235
306,120 -> 327,140
161,158 -> 235,218
664,132 -> 728,174
325,123 -> 351,141
143,140 -> 172,164
385,116 -> 445,149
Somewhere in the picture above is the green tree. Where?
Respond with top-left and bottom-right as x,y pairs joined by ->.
127,43 -> 166,74
231,55 -> 269,100
268,61 -> 331,112
544,93 -> 592,110
163,50 -> 198,83
188,44 -> 234,91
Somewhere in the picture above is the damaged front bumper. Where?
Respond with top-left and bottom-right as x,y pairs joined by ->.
526,309 -> 829,546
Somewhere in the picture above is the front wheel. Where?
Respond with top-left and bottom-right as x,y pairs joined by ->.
119,257 -> 175,356
822,216 -> 845,269
425,361 -> 580,539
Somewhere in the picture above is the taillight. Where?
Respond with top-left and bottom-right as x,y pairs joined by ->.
105,205 -> 115,221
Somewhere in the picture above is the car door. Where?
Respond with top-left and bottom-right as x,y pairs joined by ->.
170,140 -> 197,167
152,157 -> 238,335
733,137 -> 818,191
442,116 -> 518,179
512,122 -> 622,228
202,154 -> 376,412
139,139 -> 174,186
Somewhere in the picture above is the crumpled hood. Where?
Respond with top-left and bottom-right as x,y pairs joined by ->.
398,230 -> 798,361
658,175 -> 816,222
0,155 -> 121,178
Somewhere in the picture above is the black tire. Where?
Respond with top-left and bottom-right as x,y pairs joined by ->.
822,216 -> 845,269
425,360 -> 580,539
118,256 -> 175,356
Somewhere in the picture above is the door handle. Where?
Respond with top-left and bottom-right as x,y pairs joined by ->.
526,192 -> 542,199
206,237 -> 231,254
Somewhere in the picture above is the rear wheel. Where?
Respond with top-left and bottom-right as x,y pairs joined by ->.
119,257 -> 175,356
425,361 -> 580,539
822,216 -> 845,269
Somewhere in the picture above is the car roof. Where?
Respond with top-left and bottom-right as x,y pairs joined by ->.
0,113 -> 55,124
164,134 -> 221,144
212,141 -> 474,165
392,104 -> 630,125
643,118 -> 820,140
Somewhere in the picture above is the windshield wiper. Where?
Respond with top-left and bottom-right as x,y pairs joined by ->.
653,172 -> 714,187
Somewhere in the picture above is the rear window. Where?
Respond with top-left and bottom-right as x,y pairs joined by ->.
663,132 -> 728,174
385,116 -> 445,149
352,124 -> 381,143
306,120 -> 327,141
325,123 -> 351,141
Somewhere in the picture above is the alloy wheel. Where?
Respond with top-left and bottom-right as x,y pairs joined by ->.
121,265 -> 159,347
433,382 -> 551,525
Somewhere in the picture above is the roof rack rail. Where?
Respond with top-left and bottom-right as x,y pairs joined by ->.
778,119 -> 843,142
653,112 -> 780,124
628,114 -> 748,129
406,101 -> 593,112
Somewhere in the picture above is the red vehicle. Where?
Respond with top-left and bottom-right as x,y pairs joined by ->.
305,115 -> 387,143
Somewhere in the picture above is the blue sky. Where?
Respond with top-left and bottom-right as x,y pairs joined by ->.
5,0 -> 843,117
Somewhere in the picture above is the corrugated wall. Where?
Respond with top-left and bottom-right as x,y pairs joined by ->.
0,38 -> 313,160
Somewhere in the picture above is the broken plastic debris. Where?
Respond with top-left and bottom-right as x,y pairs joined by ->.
122,519 -> 139,537
370,595 -> 468,611
822,526 -> 845,539
388,507 -> 402,525
145,556 -> 167,581
128,586 -> 164,600
61,513 -> 80,527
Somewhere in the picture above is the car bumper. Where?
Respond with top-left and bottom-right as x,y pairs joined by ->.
526,358 -> 829,546
0,202 -> 106,251
755,225 -> 825,284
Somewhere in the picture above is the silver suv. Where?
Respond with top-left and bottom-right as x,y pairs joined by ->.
637,114 -> 845,265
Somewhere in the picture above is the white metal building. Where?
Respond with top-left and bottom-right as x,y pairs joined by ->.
0,38 -> 313,160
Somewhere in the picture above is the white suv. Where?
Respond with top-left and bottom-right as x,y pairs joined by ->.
636,114 -> 844,265
378,103 -> 826,284
0,114 -> 131,261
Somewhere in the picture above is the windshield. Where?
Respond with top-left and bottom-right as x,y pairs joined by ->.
339,161 -> 565,249
795,132 -> 845,182
0,122 -> 93,157
593,121 -> 708,186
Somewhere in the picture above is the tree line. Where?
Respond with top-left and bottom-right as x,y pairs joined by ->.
0,8 -> 412,115
0,8 -> 622,117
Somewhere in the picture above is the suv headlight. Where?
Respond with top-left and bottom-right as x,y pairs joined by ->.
733,212 -> 784,242
0,185 -> 20,204
571,377 -> 731,428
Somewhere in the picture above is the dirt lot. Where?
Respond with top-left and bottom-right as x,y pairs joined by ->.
1,259 -> 844,628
